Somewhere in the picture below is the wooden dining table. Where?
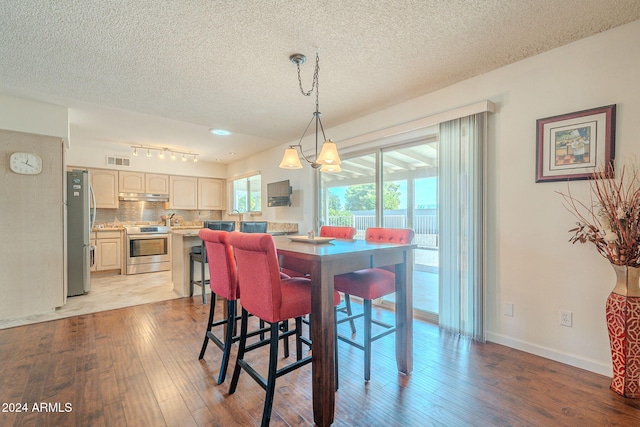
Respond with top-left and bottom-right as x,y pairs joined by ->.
273,235 -> 416,426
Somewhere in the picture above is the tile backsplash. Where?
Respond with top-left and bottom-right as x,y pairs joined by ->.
94,201 -> 222,225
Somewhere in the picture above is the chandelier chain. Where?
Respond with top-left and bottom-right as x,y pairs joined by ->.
296,52 -> 320,110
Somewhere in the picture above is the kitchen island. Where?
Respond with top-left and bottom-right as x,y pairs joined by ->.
170,223 -> 298,298
170,229 -> 206,298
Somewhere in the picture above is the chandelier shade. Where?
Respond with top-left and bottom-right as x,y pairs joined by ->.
279,147 -> 304,169
315,139 -> 341,165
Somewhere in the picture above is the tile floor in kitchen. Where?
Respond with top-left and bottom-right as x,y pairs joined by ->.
0,271 -> 179,330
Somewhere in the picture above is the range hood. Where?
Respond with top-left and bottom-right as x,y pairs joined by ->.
118,193 -> 169,202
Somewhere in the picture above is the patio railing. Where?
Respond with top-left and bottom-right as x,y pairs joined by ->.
326,214 -> 438,248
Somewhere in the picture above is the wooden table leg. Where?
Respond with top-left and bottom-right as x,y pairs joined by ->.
310,262 -> 335,426
395,249 -> 414,374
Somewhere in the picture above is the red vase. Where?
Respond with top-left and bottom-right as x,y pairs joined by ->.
605,264 -> 640,398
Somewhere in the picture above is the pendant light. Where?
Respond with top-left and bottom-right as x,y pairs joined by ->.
279,51 -> 342,172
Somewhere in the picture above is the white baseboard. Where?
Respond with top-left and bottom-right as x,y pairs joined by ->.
486,331 -> 612,377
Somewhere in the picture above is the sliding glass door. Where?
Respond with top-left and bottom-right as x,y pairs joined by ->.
320,139 -> 439,318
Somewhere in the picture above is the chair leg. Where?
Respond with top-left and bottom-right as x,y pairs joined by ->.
295,317 -> 303,361
198,293 -> 217,359
189,255 -> 195,297
261,322 -> 280,427
364,299 -> 372,382
281,320 -> 290,358
200,253 -> 207,304
217,299 -> 236,384
229,308 -> 249,395
344,294 -> 356,335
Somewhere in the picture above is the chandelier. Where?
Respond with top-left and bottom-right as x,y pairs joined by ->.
279,51 -> 342,172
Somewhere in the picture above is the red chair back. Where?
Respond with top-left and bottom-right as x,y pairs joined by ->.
365,227 -> 414,244
365,228 -> 415,272
320,226 -> 357,239
199,229 -> 238,300
229,232 -> 285,323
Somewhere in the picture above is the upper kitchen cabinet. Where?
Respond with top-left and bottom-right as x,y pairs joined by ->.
89,168 -> 119,209
119,171 -> 169,194
198,178 -> 225,210
169,175 -> 198,210
146,173 -> 169,194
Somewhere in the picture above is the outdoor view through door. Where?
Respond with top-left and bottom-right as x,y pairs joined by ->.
320,139 -> 439,319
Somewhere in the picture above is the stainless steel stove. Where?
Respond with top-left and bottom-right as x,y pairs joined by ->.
123,225 -> 171,274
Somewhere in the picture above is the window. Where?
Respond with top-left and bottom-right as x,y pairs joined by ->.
231,173 -> 261,213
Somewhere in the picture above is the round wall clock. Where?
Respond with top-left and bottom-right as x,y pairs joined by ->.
9,152 -> 43,175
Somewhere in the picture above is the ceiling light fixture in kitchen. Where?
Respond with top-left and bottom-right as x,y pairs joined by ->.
279,50 -> 341,172
130,144 -> 199,162
210,129 -> 231,136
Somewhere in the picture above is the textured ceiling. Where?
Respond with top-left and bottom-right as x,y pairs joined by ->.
1,1 -> 639,163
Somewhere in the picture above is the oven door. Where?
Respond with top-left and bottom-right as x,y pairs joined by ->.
126,234 -> 171,274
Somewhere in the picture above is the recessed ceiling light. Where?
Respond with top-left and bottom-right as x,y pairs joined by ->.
210,129 -> 231,136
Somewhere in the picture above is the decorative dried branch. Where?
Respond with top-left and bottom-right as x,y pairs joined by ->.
557,161 -> 640,267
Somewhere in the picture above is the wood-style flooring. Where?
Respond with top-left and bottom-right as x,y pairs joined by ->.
0,296 -> 638,426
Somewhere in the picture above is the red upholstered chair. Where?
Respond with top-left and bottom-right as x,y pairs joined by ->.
319,225 -> 357,239
228,232 -> 339,427
334,227 -> 415,381
198,229 -> 288,384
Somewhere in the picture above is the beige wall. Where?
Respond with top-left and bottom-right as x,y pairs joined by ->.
228,20 -> 640,376
0,96 -> 68,319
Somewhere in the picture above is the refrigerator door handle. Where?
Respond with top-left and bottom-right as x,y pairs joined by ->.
89,184 -> 97,230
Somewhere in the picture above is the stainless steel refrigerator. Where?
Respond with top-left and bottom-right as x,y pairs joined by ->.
67,170 -> 95,296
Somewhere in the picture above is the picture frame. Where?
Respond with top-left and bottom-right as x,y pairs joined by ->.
535,104 -> 616,182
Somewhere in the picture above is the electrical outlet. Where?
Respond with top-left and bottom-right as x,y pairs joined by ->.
503,302 -> 514,317
560,310 -> 572,327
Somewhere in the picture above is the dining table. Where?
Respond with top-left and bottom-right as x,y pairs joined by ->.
273,235 -> 416,426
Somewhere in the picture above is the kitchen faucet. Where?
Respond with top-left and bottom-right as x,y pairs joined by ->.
231,209 -> 243,223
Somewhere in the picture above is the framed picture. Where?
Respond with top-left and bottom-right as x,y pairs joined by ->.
536,104 -> 616,182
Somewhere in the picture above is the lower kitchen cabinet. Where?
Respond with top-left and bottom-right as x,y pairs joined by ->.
92,230 -> 123,274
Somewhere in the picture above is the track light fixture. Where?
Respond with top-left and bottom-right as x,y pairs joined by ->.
130,144 -> 199,162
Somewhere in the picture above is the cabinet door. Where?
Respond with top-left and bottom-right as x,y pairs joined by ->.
95,238 -> 122,271
146,173 -> 169,194
89,169 -> 119,209
119,171 -> 145,193
198,178 -> 225,210
169,176 -> 198,210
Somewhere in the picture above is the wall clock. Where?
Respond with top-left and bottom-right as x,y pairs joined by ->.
9,152 -> 43,175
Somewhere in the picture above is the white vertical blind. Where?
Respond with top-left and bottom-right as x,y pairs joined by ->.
438,113 -> 486,341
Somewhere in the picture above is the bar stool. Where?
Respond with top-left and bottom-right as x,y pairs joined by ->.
334,227 -> 415,381
189,221 -> 236,304
239,221 -> 268,233
228,232 -> 340,427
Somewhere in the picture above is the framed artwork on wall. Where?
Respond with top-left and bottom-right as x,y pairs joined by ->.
535,104 -> 616,182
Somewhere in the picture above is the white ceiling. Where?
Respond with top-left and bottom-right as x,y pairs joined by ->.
1,1 -> 639,163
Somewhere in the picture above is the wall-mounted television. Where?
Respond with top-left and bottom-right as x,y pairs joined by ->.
267,180 -> 292,207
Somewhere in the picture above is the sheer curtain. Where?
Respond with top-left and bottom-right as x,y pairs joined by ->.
438,113 -> 486,341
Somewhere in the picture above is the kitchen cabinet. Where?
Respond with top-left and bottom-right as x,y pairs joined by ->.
169,176 -> 198,210
89,168 -> 119,209
198,178 -> 225,210
146,173 -> 169,194
93,230 -> 122,273
119,171 -> 169,194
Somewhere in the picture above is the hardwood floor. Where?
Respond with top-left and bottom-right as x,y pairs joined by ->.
1,297 -> 638,427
